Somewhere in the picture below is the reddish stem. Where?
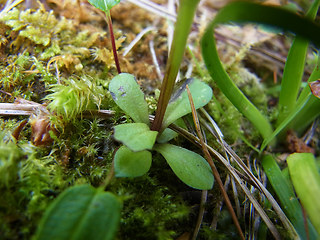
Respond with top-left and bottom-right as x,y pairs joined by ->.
107,12 -> 121,74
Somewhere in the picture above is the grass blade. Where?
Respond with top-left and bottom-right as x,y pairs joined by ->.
261,92 -> 312,151
287,153 -> 320,235
151,0 -> 200,131
277,0 -> 320,125
201,1 -> 320,140
262,155 -> 318,240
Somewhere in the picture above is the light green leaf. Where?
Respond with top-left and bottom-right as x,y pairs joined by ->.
161,78 -> 212,130
156,128 -> 178,144
157,118 -> 185,144
114,146 -> 152,177
287,153 -> 320,236
88,0 -> 120,12
154,144 -> 214,190
114,123 -> 158,152
109,73 -> 150,125
34,184 -> 121,240
262,155 -> 318,240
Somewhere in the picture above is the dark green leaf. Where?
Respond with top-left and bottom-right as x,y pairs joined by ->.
109,73 -> 150,125
114,146 -> 152,177
154,144 -> 214,190
114,123 -> 157,151
88,0 -> 120,12
34,184 -> 121,240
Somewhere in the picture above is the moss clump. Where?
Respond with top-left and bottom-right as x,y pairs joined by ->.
0,127 -> 65,239
45,76 -> 110,121
111,175 -> 190,240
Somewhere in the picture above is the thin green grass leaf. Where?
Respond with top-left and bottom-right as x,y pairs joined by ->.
277,0 -> 320,125
262,155 -> 318,240
287,153 -> 320,235
201,1 -> 320,140
277,37 -> 309,125
151,0 -> 200,131
261,92 -> 312,151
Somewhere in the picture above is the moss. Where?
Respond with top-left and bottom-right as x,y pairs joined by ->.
45,76 -> 109,121
110,175 -> 190,240
0,129 -> 65,239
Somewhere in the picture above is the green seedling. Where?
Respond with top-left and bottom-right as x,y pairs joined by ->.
35,1 -> 214,239
88,0 -> 121,73
110,73 -> 214,190
107,0 -> 215,190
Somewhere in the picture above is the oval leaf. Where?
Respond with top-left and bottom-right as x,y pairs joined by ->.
162,78 -> 212,130
34,184 -> 122,240
88,0 -> 120,12
114,146 -> 152,177
114,123 -> 158,151
154,144 -> 214,190
109,73 -> 150,125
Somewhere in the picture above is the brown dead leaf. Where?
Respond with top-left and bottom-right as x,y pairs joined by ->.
286,130 -> 315,154
309,80 -> 320,99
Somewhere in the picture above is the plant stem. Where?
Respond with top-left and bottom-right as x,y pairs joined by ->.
107,12 -> 121,74
151,0 -> 199,131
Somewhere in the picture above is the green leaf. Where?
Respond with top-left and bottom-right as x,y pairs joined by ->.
157,118 -> 185,144
114,123 -> 158,152
161,78 -> 212,130
287,153 -> 320,236
277,0 -> 320,126
154,144 -> 214,190
88,0 -> 120,12
262,155 -> 318,240
34,184 -> 122,240
114,146 -> 152,177
109,73 -> 150,125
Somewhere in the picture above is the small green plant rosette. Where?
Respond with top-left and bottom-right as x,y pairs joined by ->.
287,153 -> 320,235
114,146 -> 152,177
88,0 -> 120,12
154,143 -> 214,190
161,78 -> 213,131
109,73 -> 150,125
34,184 -> 122,240
113,123 -> 158,152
